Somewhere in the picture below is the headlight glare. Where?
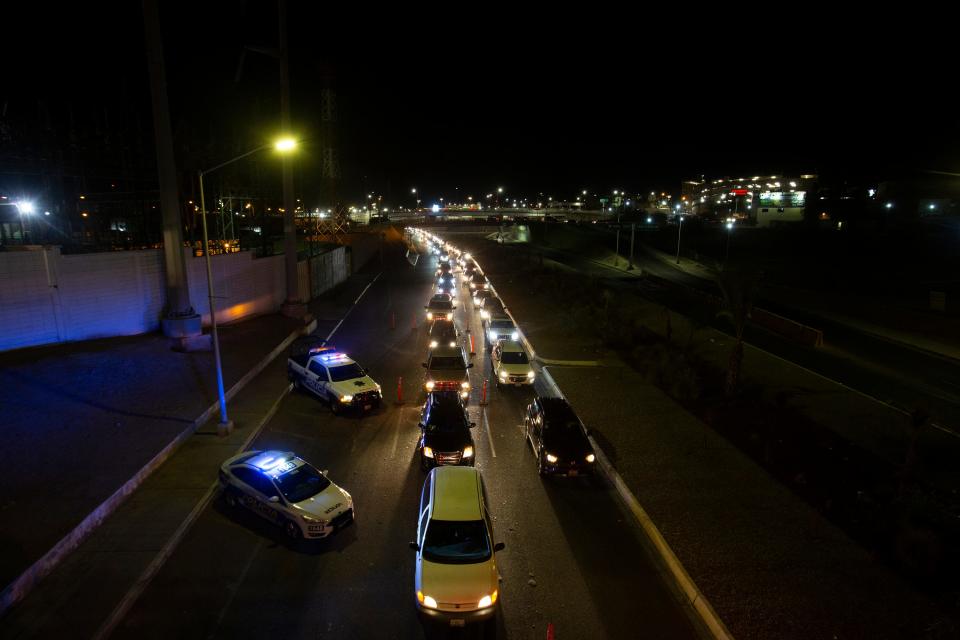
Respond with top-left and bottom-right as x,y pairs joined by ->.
478,595 -> 492,608
463,445 -> 474,458
586,453 -> 596,463
425,380 -> 435,391
423,446 -> 434,459
511,331 -> 519,340
429,340 -> 438,348
527,370 -> 535,379
546,453 -> 558,463
461,381 -> 470,389
339,395 -> 353,403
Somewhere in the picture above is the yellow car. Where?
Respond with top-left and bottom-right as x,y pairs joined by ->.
410,466 -> 504,627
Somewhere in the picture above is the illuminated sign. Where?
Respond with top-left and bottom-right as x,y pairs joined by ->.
759,191 -> 806,207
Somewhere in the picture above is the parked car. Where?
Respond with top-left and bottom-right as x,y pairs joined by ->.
287,346 -> 382,415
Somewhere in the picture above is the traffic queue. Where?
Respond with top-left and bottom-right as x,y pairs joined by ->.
214,227 -> 597,631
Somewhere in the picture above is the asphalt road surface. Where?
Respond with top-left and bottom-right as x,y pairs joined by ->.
109,240 -> 699,640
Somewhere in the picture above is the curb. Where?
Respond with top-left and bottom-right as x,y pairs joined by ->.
0,317 -> 317,617
538,367 -> 734,640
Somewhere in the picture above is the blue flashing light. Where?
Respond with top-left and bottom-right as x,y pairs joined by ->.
320,352 -> 350,362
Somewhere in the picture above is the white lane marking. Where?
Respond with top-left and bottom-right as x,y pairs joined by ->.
482,407 -> 497,458
390,406 -> 404,459
93,272 -> 384,638
92,384 -> 291,640
322,272 -> 383,344
207,540 -> 263,639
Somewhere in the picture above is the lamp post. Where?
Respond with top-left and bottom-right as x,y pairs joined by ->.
724,221 -> 733,269
676,210 -> 684,265
198,137 -> 296,435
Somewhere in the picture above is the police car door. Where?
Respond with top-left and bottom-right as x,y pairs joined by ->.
246,471 -> 285,525
306,360 -> 330,398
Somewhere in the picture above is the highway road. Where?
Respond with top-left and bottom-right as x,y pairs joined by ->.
108,238 -> 699,640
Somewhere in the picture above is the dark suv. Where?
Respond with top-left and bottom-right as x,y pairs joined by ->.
525,395 -> 596,477
418,391 -> 476,470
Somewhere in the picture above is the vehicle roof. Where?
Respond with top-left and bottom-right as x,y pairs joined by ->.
429,345 -> 464,358
239,450 -> 305,477
496,340 -> 525,352
538,396 -> 579,422
430,466 -> 483,521
430,293 -> 452,303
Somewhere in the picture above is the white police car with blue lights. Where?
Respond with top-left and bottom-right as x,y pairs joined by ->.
287,346 -> 382,414
219,450 -> 354,540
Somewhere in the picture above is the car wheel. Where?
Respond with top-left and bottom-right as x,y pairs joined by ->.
223,489 -> 239,509
537,452 -> 548,477
284,519 -> 302,540
330,400 -> 340,416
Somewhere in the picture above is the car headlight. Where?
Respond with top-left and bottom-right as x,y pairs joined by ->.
480,310 -> 489,319
425,380 -> 435,391
488,331 -> 497,341
429,340 -> 438,348
299,513 -> 325,524
499,373 -> 507,381
375,384 -> 381,392
423,446 -> 434,459
546,453 -> 558,463
446,313 -> 453,320
340,395 -> 353,403
469,283 -> 476,289
426,312 -> 433,320
463,445 -> 474,458
460,390 -> 469,399
511,331 -> 519,340
418,592 -> 438,609
478,591 -> 498,608
527,370 -> 535,379
586,453 -> 596,463
449,341 -> 456,348
461,381 -> 470,389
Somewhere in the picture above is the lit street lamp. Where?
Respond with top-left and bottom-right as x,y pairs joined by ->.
198,136 -> 296,434
676,208 -> 684,265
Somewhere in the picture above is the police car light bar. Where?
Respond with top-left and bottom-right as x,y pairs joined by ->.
308,345 -> 337,356
249,451 -> 296,472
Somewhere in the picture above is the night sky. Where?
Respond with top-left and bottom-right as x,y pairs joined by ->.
5,4 -> 958,204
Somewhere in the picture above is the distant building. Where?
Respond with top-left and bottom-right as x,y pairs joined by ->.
681,174 -> 818,226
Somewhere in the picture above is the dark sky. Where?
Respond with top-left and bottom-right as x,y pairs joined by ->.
6,3 -> 959,206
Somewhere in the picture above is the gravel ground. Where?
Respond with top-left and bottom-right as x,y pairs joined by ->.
449,233 -> 949,639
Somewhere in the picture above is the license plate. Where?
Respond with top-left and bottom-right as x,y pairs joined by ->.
449,619 -> 465,628
363,404 -> 372,411
568,470 -> 579,477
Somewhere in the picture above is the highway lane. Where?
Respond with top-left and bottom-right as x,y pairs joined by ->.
110,238 -> 698,639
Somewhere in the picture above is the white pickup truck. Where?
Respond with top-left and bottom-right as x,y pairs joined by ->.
287,346 -> 382,415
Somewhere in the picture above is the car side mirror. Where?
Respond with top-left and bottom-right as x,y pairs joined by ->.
418,422 -> 426,429
268,496 -> 280,503
469,422 -> 477,428
409,541 -> 420,551
467,363 -> 474,368
322,469 -> 329,475
421,362 -> 427,368
493,542 -> 505,552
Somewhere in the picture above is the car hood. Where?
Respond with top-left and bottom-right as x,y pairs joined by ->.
427,370 -> 468,383
497,363 -> 531,376
291,483 -> 351,520
329,376 -> 379,396
423,429 -> 473,452
417,557 -> 498,606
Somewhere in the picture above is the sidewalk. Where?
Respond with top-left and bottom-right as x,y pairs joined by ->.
454,235 -> 951,639
0,272 -> 377,614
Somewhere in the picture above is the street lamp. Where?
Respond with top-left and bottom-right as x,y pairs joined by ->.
198,136 -> 297,434
676,212 -> 684,265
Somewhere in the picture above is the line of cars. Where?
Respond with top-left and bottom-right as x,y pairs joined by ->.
408,229 -> 600,628
215,228 -> 599,631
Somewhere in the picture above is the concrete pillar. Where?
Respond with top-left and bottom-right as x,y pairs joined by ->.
143,0 -> 201,342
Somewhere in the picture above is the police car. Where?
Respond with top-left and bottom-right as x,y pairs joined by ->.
287,346 -> 382,415
219,450 -> 355,540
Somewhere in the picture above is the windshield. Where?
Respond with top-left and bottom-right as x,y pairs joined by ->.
423,519 -> 491,564
500,351 -> 528,364
490,320 -> 515,330
329,363 -> 365,381
430,300 -> 453,310
275,464 -> 331,503
429,356 -> 465,370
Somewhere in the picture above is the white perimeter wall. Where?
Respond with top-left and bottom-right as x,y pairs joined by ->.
0,246 -> 349,352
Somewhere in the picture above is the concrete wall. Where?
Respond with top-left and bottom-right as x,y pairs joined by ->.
0,245 -> 351,352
